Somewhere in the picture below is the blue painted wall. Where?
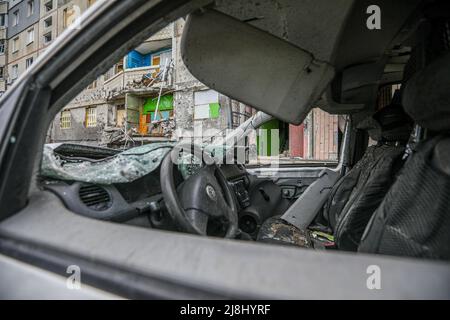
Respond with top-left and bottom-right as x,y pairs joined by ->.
125,48 -> 172,69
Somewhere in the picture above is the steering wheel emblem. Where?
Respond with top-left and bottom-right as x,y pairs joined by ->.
206,185 -> 217,201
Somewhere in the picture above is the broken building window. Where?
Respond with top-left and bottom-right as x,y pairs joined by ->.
63,7 -> 76,29
26,57 -> 33,69
0,40 -> 5,54
27,0 -> 35,17
152,54 -> 161,66
60,111 -> 71,129
12,37 -> 19,53
194,90 -> 221,120
43,32 -> 52,44
44,17 -> 52,28
11,64 -> 18,79
27,28 -> 34,44
116,105 -> 126,128
12,10 -> 19,27
44,1 -> 53,12
116,60 -> 124,73
0,13 -> 6,27
85,107 -> 97,128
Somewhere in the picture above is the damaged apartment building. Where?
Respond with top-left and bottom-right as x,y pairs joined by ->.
48,17 -> 255,149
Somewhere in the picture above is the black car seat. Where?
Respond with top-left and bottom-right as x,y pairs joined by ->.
359,20 -> 450,259
258,97 -> 413,250
325,96 -> 413,251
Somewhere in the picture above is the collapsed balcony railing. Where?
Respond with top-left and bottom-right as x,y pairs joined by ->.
100,59 -> 175,148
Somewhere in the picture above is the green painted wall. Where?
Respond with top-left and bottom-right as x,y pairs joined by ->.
257,119 -> 280,156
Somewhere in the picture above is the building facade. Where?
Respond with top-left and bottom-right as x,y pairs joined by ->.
0,1 -> 8,95
4,0 -> 98,86
7,0 -> 40,86
48,17 -> 251,149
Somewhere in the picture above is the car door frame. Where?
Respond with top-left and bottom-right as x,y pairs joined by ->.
0,0 -> 449,299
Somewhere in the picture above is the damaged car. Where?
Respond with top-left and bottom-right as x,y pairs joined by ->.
0,0 -> 450,299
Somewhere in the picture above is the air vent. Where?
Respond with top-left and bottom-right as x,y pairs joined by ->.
79,185 -> 112,211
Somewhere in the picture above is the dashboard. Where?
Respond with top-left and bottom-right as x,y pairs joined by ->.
43,163 -> 289,238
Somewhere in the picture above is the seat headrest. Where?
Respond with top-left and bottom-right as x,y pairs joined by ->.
358,91 -> 413,142
403,51 -> 450,132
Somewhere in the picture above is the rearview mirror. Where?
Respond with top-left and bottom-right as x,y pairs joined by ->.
181,9 -> 335,125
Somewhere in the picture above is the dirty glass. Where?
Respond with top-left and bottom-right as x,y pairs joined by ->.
41,143 -> 174,184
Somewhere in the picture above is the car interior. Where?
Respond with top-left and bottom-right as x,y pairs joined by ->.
0,0 -> 449,299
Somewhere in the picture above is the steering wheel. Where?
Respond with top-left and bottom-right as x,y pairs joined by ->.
160,144 -> 238,238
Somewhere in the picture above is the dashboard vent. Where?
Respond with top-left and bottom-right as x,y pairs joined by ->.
79,185 -> 111,211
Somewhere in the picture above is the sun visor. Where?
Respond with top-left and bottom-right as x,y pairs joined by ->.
181,9 -> 335,125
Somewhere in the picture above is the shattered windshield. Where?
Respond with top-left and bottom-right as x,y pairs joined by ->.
41,143 -> 175,184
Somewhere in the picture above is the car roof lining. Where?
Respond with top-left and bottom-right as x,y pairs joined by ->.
214,0 -> 355,62
211,0 -> 423,117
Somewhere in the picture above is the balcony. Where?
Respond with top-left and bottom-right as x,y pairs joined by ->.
104,65 -> 173,100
